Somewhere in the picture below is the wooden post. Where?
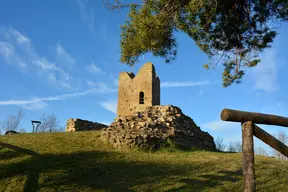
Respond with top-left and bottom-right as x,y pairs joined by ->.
242,121 -> 255,192
32,121 -> 34,133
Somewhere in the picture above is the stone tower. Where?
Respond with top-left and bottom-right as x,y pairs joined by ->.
117,62 -> 160,119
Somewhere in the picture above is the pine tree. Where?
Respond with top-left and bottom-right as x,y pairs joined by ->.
104,0 -> 288,87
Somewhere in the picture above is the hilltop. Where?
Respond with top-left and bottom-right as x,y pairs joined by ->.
0,131 -> 287,192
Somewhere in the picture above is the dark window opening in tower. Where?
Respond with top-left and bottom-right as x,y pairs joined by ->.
139,91 -> 144,104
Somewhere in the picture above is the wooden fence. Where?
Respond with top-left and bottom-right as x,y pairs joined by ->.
220,108 -> 288,192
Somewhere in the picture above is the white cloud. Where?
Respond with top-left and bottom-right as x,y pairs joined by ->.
4,27 -> 36,58
47,73 -> 57,82
47,72 -> 75,90
100,100 -> 117,114
0,86 -> 117,106
76,0 -> 96,35
56,43 -> 76,66
60,81 -> 74,90
22,102 -> 47,111
0,26 -> 76,90
86,80 -> 95,87
87,63 -> 105,74
32,57 -> 58,71
201,120 -> 238,131
12,29 -> 31,45
0,42 -> 15,63
18,60 -> 27,70
94,82 -> 115,93
252,49 -> 278,92
0,26 -> 119,104
161,81 -> 210,88
0,41 -> 27,71
86,81 -> 114,93
30,57 -> 75,89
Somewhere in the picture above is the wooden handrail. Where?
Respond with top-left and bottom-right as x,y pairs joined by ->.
221,108 -> 288,127
254,125 -> 288,157
220,108 -> 288,192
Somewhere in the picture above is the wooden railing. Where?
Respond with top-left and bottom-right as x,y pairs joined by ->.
220,108 -> 288,192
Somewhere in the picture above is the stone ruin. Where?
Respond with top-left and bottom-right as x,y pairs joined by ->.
117,62 -> 160,119
66,62 -> 216,151
101,105 -> 216,150
66,118 -> 108,132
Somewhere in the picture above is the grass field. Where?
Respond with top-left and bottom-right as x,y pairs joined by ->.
0,131 -> 287,192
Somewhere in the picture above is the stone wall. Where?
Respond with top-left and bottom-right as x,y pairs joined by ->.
66,118 -> 108,132
101,105 -> 216,151
117,62 -> 160,119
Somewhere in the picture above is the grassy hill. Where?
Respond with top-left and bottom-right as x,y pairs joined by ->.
0,131 -> 287,192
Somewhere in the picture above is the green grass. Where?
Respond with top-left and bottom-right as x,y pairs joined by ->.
0,131 -> 287,192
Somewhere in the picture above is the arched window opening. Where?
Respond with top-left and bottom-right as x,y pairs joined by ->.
139,91 -> 144,104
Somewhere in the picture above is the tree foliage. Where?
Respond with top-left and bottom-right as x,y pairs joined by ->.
104,0 -> 287,87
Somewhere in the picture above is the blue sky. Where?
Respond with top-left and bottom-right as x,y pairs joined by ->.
0,0 -> 287,153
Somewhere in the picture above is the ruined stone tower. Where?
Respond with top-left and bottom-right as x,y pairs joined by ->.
117,62 -> 160,118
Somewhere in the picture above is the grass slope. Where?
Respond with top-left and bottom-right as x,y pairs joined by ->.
0,131 -> 287,192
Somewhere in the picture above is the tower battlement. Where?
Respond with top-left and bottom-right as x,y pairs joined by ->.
117,62 -> 160,118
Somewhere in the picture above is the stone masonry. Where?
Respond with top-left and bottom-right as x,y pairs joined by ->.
100,62 -> 216,151
66,118 -> 108,132
117,62 -> 160,119
101,105 -> 216,151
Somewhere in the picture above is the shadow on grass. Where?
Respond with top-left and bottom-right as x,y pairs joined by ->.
165,169 -> 243,192
0,142 -> 39,156
1,141 -> 243,192
0,150 -> 26,160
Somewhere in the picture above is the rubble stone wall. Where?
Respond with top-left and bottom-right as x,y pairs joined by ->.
101,105 -> 216,151
66,118 -> 108,132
